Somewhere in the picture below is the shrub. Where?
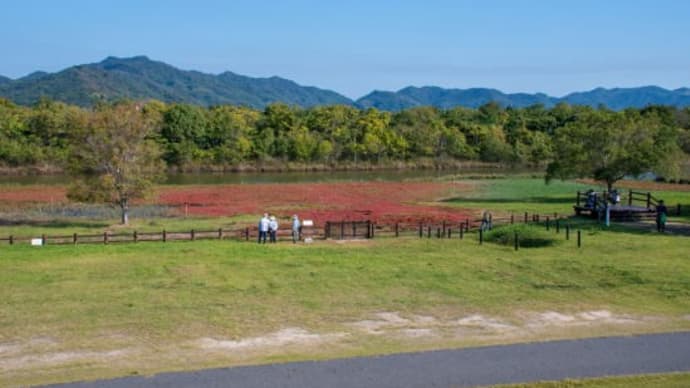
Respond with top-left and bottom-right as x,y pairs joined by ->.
484,223 -> 558,248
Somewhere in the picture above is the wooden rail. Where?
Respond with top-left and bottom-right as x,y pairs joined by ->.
4,206 -> 683,248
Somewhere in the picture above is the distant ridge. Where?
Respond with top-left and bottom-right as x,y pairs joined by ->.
0,56 -> 352,108
1,56 -> 689,110
355,85 -> 690,110
356,86 -> 555,110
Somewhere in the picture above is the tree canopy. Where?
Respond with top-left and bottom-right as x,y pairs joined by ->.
66,102 -> 164,224
1,98 -> 688,182
546,108 -> 683,190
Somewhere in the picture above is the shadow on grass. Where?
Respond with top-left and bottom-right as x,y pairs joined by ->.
0,218 -> 110,229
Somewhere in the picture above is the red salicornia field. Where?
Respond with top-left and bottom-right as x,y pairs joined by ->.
0,181 -> 475,223
158,181 -> 474,223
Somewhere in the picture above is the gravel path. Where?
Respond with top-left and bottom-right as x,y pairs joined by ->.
47,331 -> 690,388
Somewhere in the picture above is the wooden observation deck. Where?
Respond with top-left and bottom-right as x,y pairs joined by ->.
574,190 -> 657,221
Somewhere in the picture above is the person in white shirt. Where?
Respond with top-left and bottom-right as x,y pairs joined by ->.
258,213 -> 270,244
269,215 -> 278,243
291,214 -> 301,243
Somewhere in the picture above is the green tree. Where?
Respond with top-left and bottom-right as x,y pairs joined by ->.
160,104 -> 209,165
546,109 -> 682,191
208,105 -> 258,163
66,103 -> 165,225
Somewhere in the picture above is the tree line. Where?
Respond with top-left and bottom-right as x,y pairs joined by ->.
2,97 -> 688,223
2,97 -> 686,171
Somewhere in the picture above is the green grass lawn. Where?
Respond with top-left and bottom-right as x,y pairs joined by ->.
493,373 -> 690,388
489,372 -> 690,388
444,178 -> 690,221
1,227 -> 689,385
1,177 -> 689,386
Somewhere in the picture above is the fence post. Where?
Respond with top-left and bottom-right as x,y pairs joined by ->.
514,232 -> 518,251
546,217 -> 550,231
577,230 -> 581,248
163,230 -> 167,243
72,233 -> 77,244
488,213 -> 493,230
437,227 -> 441,239
395,223 -> 399,237
103,232 -> 108,245
566,225 -> 570,240
576,191 -> 581,207
340,221 -> 344,240
479,229 -> 483,245
218,228 -> 223,240
353,222 -> 357,238
511,214 -> 514,224
442,221 -> 446,236
245,227 -> 249,241
555,219 -> 560,234
628,190 -> 633,206
447,228 -> 451,238
465,219 -> 470,232
459,226 -> 464,239
9,235 -> 13,245
419,223 -> 422,238
646,192 -> 651,208
427,226 -> 431,238
42,234 -> 46,246
371,222 -> 375,239
524,212 -> 528,223
133,230 -> 138,243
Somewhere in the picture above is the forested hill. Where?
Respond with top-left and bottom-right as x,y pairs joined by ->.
356,87 -> 556,110
1,56 -> 690,110
0,56 -> 353,108
356,86 -> 690,111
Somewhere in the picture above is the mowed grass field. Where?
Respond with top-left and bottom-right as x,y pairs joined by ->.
1,177 -> 690,386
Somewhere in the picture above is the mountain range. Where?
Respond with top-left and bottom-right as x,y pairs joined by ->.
1,56 -> 689,111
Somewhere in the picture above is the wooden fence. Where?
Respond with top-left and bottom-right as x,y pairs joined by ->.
4,206 -> 681,248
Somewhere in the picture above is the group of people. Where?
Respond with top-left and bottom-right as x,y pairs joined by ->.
258,213 -> 302,243
584,189 -> 621,211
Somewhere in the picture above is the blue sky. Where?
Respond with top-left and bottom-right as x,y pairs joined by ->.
2,0 -> 689,99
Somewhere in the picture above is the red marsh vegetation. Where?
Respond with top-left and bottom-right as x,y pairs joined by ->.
0,181 -> 475,223
158,181 -> 474,223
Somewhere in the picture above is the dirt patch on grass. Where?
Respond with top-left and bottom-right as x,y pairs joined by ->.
348,309 -> 657,341
195,328 -> 347,352
0,309 -> 677,385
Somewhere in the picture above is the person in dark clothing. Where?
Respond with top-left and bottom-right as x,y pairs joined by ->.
656,200 -> 668,232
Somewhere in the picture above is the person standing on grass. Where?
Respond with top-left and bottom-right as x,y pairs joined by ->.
258,213 -> 270,243
291,214 -> 301,243
269,215 -> 278,243
656,200 -> 668,232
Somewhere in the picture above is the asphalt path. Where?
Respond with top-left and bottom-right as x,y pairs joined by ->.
48,331 -> 690,388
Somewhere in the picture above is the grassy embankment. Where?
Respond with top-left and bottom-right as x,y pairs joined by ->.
1,178 -> 689,386
490,372 -> 690,388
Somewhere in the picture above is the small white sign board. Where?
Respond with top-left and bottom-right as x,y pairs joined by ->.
31,238 -> 43,246
302,220 -> 314,227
